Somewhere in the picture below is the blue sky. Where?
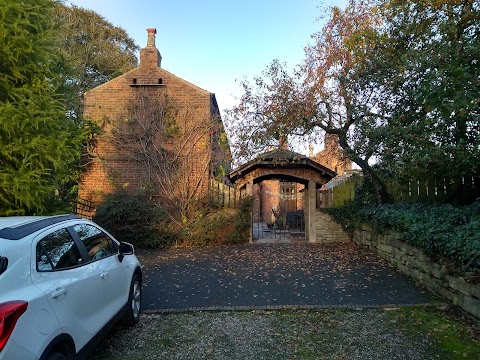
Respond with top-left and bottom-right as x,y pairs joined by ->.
68,0 -> 346,115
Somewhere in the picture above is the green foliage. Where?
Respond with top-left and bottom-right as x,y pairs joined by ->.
0,0 -> 84,215
214,165 -> 227,178
218,132 -> 230,155
93,192 -> 253,249
373,0 -> 480,184
326,200 -> 480,273
93,192 -> 177,249
391,306 -> 480,359
53,3 -> 138,122
179,196 -> 254,247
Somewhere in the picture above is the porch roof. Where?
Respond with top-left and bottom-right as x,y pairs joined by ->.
228,148 -> 336,184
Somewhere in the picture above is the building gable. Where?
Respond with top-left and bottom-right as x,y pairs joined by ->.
79,28 -> 227,206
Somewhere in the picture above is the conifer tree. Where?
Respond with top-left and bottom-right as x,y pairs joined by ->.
0,0 -> 82,215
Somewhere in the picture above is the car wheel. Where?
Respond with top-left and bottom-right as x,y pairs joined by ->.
123,273 -> 141,326
46,352 -> 68,360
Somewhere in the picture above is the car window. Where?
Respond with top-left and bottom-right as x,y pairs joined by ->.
37,228 -> 83,271
72,223 -> 116,261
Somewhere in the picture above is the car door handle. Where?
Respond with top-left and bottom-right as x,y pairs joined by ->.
100,272 -> 109,279
52,288 -> 67,298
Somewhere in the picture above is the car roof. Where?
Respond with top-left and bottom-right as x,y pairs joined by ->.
0,214 -> 81,240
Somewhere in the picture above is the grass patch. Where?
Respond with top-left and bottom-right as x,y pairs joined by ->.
388,306 -> 480,359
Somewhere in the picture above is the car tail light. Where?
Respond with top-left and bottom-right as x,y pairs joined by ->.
0,301 -> 28,352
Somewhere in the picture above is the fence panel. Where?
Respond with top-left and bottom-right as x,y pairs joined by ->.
329,175 -> 479,207
389,176 -> 479,204
458,176 -> 480,205
332,175 -> 362,208
317,189 -> 334,208
209,178 -> 237,208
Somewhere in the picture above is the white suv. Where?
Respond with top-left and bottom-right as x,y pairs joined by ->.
0,215 -> 142,360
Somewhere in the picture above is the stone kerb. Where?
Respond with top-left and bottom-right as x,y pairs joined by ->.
353,224 -> 480,320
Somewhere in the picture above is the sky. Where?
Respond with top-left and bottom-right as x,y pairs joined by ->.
68,0 -> 347,153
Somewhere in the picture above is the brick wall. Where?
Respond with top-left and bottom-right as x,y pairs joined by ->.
79,29 -> 225,206
312,134 -> 351,174
253,180 -> 307,225
259,180 -> 280,224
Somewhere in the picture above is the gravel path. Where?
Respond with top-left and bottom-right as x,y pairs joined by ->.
90,308 -> 459,360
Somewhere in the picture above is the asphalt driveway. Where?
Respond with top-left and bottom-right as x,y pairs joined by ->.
137,242 -> 437,311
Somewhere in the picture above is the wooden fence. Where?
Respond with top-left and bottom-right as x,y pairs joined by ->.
317,175 -> 480,208
316,175 -> 363,208
316,189 -> 334,209
208,178 -> 238,208
388,177 -> 480,204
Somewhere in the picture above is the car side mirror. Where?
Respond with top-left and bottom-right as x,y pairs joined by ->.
118,242 -> 134,262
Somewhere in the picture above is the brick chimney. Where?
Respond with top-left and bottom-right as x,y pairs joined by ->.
278,135 -> 288,150
139,28 -> 162,68
324,133 -> 339,151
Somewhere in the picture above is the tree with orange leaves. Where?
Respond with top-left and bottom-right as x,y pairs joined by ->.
226,0 -> 480,204
226,0 -> 391,204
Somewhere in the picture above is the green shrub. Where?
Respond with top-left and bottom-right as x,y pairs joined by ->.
93,193 -> 254,249
326,201 -> 480,274
93,192 -> 177,248
179,196 -> 253,247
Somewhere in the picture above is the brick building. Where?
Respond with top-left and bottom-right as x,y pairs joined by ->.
312,133 -> 351,175
79,29 -> 229,210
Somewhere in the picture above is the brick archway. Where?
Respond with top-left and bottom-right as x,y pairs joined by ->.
228,149 -> 336,242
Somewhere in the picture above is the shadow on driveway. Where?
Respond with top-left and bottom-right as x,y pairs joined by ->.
137,242 -> 437,311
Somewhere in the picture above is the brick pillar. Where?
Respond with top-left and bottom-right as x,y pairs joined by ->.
246,181 -> 253,195
246,180 -> 253,243
306,180 -> 317,243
